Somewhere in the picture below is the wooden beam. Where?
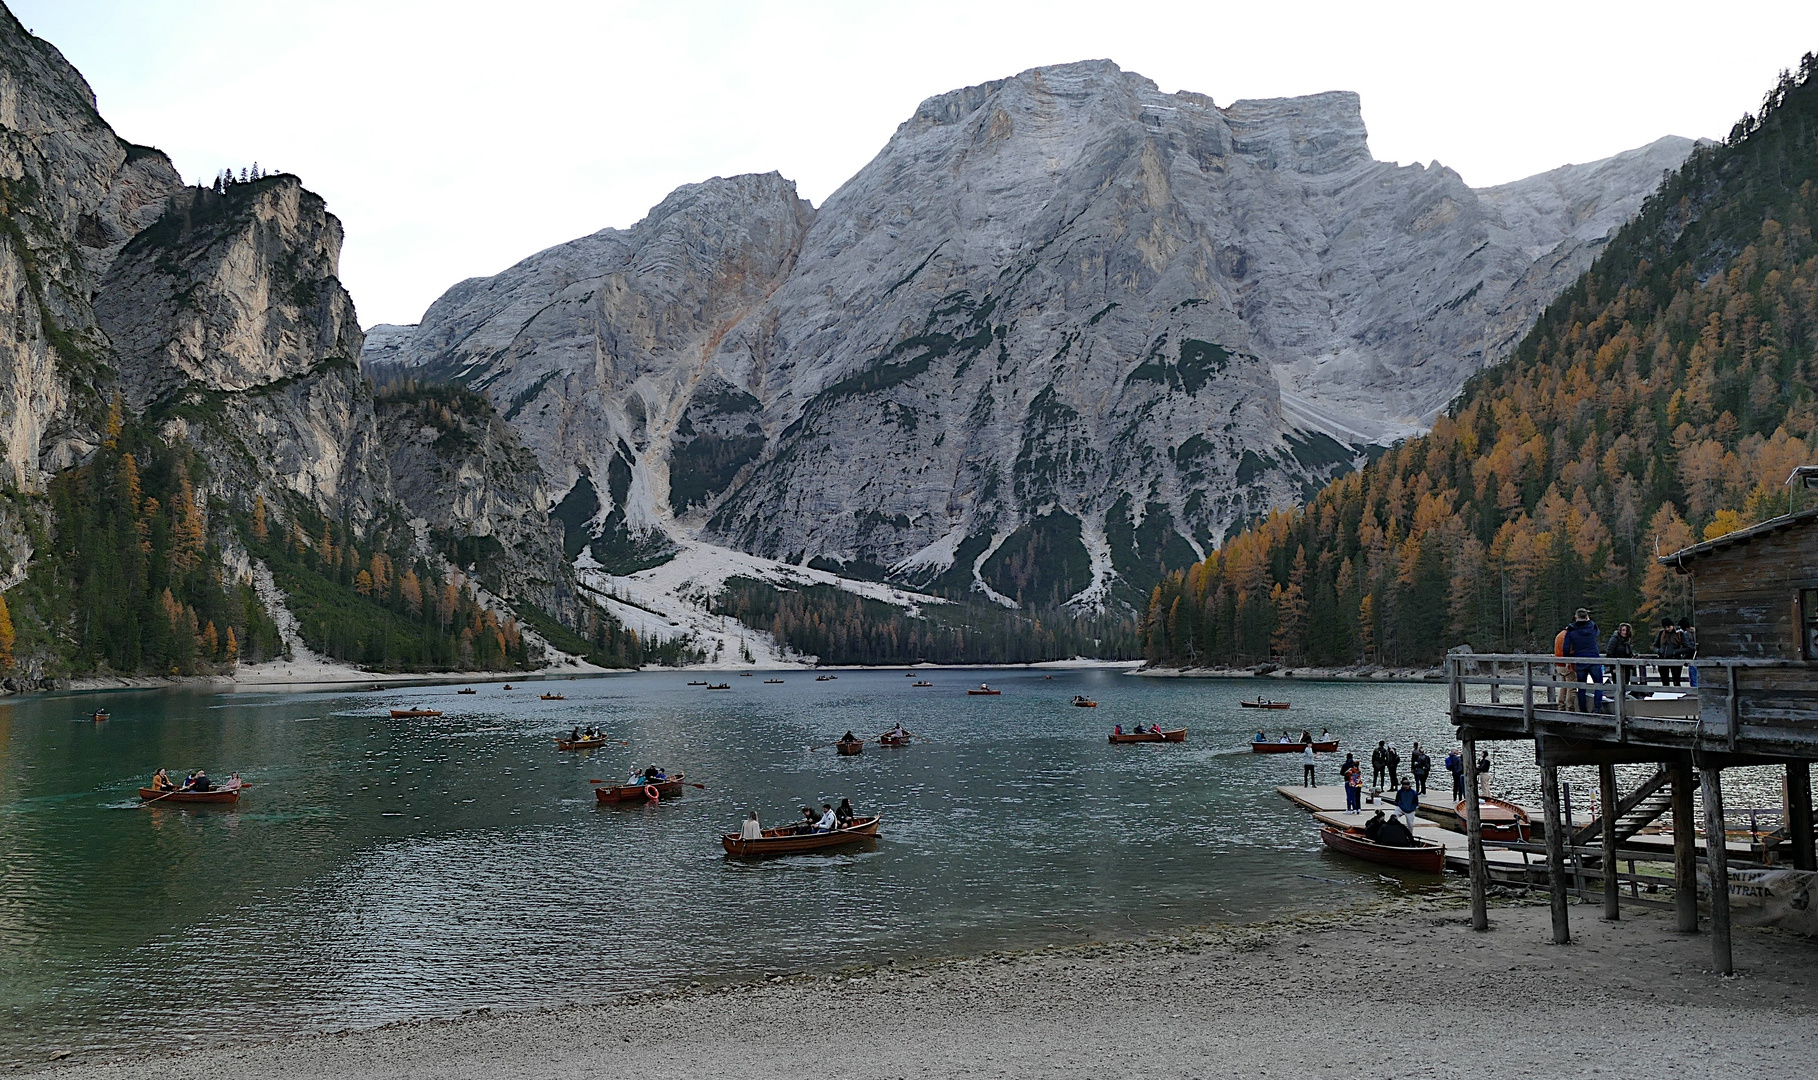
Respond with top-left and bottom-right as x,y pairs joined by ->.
1789,760 -> 1816,872
1463,735 -> 1488,931
1541,763 -> 1570,945
1700,766 -> 1733,975
1599,763 -> 1620,921
1672,761 -> 1699,934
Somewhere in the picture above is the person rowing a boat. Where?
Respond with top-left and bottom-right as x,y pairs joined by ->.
181,769 -> 213,793
150,768 -> 175,792
797,806 -> 819,834
570,726 -> 583,742
836,731 -> 862,751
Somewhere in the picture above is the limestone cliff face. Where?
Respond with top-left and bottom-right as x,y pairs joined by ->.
370,61 -> 1694,609
374,383 -> 574,617
0,7 -> 180,491
95,177 -> 385,525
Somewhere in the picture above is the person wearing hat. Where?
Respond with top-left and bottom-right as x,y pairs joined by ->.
1395,778 -> 1421,832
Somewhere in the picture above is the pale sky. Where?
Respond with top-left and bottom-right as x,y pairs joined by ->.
15,0 -> 1818,328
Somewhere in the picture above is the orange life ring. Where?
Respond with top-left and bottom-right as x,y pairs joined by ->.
644,784 -> 660,802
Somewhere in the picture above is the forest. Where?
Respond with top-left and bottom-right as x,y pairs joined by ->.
712,577 -> 1139,665
8,398 -> 284,676
1143,54 -> 1818,669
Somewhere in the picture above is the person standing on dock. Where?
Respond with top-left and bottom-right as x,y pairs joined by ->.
1445,748 -> 1465,801
1301,743 -> 1316,787
1344,761 -> 1363,812
1564,607 -> 1606,713
1395,778 -> 1420,831
1410,743 -> 1431,795
1385,744 -> 1402,787
1371,742 -> 1387,790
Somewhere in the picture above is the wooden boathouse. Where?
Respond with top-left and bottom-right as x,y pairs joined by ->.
1446,497 -> 1818,972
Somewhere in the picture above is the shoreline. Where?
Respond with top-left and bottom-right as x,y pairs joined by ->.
1133,662 -> 1446,682
24,892 -> 1817,1078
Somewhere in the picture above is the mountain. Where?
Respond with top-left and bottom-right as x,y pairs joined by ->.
1141,53 -> 1818,669
0,7 -> 610,680
368,61 -> 1693,614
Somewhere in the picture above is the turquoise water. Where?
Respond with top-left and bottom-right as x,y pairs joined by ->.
0,670 -> 1555,1060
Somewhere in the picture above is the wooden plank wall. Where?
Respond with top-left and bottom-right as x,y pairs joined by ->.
1689,522 -> 1818,747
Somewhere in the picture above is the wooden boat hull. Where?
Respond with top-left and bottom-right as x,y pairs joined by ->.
540,694 -> 565,700
555,737 -> 611,751
1073,701 -> 1098,708
139,787 -> 242,805
1239,701 -> 1292,709
596,775 -> 686,803
1319,825 -> 1445,873
389,709 -> 442,718
1108,728 -> 1187,744
1251,740 -> 1339,753
1458,796 -> 1531,841
967,690 -> 1002,696
880,734 -> 911,747
457,689 -> 477,695
722,816 -> 881,858
836,741 -> 864,755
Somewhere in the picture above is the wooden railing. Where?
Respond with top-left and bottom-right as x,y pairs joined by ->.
1445,652 -> 1799,746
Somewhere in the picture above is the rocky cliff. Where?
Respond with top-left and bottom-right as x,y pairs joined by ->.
369,61 -> 1694,611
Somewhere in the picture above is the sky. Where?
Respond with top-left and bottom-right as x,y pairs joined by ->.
15,1 -> 1818,328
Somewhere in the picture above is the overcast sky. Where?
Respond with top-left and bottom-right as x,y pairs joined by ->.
15,1 -> 1818,328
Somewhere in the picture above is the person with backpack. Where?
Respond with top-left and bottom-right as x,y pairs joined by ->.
1653,618 -> 1683,686
1680,618 -> 1698,687
1563,608 -> 1605,713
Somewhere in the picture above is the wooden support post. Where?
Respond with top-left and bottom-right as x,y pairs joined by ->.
1541,763 -> 1570,945
1599,763 -> 1620,921
1789,761 -> 1816,872
1700,766 -> 1733,975
1672,761 -> 1699,934
1463,735 -> 1488,931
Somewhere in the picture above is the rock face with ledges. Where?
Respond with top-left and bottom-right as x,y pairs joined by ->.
367,60 -> 1694,609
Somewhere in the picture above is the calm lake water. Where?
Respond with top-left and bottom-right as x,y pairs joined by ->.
0,669 -> 1785,1061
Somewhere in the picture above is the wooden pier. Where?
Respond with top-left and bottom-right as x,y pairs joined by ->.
1444,501 -> 1818,973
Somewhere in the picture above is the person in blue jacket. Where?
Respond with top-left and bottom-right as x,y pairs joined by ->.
1563,607 -> 1605,713
1394,778 -> 1421,831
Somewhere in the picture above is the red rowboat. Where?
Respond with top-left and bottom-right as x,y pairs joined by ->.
721,816 -> 882,858
555,736 -> 611,750
1318,824 -> 1445,873
1251,739 -> 1339,753
967,684 -> 1001,695
1108,728 -> 1187,744
139,786 -> 243,805
595,773 -> 686,803
390,708 -> 442,718
1459,795 -> 1532,841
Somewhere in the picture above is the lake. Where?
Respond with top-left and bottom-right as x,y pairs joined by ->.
0,669 -> 1782,1061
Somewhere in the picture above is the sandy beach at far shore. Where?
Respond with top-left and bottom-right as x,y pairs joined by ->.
28,895 -> 1817,1080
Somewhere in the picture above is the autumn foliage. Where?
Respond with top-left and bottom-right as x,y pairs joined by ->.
1145,55 -> 1818,668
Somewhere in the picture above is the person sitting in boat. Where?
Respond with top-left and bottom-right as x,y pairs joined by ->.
150,768 -> 175,792
183,769 -> 213,792
797,806 -> 819,834
1376,814 -> 1416,848
1320,728 -> 1332,742
740,811 -> 763,841
815,803 -> 838,832
1300,730 -> 1313,744
1150,724 -> 1163,735
1255,730 -> 1267,742
835,798 -> 855,826
570,726 -> 582,741
642,764 -> 666,783
223,773 -> 244,791
1363,810 -> 1386,842
1114,724 -> 1125,735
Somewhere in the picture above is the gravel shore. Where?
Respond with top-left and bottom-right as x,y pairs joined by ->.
30,896 -> 1817,1079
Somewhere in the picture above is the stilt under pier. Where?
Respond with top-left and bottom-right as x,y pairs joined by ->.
1672,760 -> 1699,934
1541,763 -> 1569,945
1463,736 -> 1488,931
1699,763 -> 1733,975
1598,762 -> 1620,921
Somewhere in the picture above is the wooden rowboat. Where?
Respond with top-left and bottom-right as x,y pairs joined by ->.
880,732 -> 911,747
92,710 -> 110,722
457,688 -> 477,694
836,739 -> 864,756
139,786 -> 243,805
540,693 -> 566,700
595,773 -> 686,803
912,680 -> 933,687
722,815 -> 882,858
1239,699 -> 1291,709
764,678 -> 784,684
1072,697 -> 1098,708
1251,739 -> 1339,754
554,736 -> 611,751
1459,795 -> 1531,841
1108,728 -> 1187,744
1318,824 -> 1445,873
967,684 -> 1001,696
390,708 -> 442,718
